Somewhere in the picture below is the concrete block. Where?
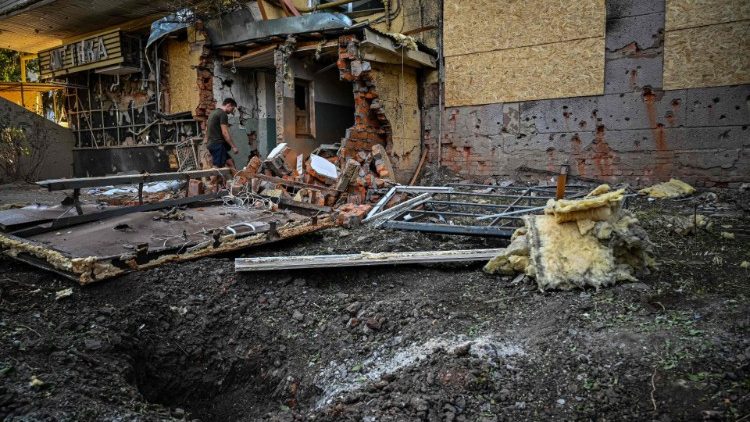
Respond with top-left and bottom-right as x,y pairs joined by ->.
674,149 -> 742,170
443,103 -> 505,137
605,55 -> 664,94
502,103 -> 521,135
599,90 -> 686,130
606,0 -> 664,19
684,85 -> 750,127
605,12 -> 664,52
520,96 -> 601,133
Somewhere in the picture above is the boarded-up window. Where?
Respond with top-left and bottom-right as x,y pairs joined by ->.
664,0 -> 750,89
443,0 -> 606,107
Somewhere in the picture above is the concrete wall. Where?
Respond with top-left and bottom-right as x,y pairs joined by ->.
430,0 -> 750,187
72,145 -> 175,177
0,96 -> 74,182
212,64 -> 264,168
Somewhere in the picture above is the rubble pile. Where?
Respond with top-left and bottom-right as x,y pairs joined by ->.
485,185 -> 655,290
222,136 -> 402,226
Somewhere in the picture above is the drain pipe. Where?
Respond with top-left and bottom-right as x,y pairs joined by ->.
437,0 -> 444,167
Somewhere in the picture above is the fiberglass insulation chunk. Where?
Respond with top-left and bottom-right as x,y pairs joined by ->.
638,178 -> 695,198
485,185 -> 654,291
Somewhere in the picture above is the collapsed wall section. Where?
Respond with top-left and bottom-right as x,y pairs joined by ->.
337,35 -> 421,183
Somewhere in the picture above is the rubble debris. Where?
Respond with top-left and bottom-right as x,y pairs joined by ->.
664,214 -> 709,235
364,193 -> 432,225
639,178 -> 696,199
335,159 -> 361,192
485,185 -> 655,291
307,154 -> 339,185
720,231 -> 735,240
54,287 -> 73,300
235,248 -> 504,272
372,144 -> 396,182
264,143 -> 295,176
336,203 -> 372,227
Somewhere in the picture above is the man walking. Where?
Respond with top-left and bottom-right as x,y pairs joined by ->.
205,98 -> 240,190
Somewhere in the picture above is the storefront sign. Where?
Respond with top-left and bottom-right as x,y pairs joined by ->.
38,30 -> 123,78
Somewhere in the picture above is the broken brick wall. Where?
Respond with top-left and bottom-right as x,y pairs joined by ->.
337,35 -> 422,183
429,0 -> 750,187
192,24 -> 215,122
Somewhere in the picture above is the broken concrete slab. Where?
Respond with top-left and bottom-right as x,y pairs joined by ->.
307,154 -> 339,184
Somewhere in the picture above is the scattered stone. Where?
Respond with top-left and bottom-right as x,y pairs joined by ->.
409,396 -> 429,412
84,339 -> 102,351
452,342 -> 472,357
55,288 -> 73,300
365,317 -> 382,331
29,375 -> 46,389
720,231 -> 735,240
347,318 -> 360,328
345,301 -> 362,315
292,310 -> 304,322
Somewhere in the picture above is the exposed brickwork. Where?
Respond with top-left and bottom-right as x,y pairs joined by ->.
430,0 -> 750,187
336,35 -> 392,160
193,22 -> 215,122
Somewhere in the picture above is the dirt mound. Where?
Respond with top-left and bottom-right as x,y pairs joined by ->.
1,195 -> 748,421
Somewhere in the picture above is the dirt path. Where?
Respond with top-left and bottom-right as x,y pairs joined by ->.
1,195 -> 748,421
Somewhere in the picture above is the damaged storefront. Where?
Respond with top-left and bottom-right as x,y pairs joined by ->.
35,13 -> 205,177
0,0 -> 443,283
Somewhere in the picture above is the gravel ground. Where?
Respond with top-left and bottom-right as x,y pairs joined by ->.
0,190 -> 748,421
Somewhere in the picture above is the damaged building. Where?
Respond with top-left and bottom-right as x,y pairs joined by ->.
1,1 -> 750,421
2,0 -> 746,184
0,0 -> 748,282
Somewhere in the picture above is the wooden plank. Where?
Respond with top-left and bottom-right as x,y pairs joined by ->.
223,44 -> 278,67
360,28 -> 436,68
409,149 -> 429,185
37,168 -> 232,191
276,197 -> 332,213
235,248 -> 505,271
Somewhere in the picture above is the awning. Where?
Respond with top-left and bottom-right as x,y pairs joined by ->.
146,8 -> 194,49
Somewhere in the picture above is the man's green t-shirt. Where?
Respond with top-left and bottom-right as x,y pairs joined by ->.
206,109 -> 229,147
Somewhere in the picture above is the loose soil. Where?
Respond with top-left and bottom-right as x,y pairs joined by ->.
1,188 -> 749,421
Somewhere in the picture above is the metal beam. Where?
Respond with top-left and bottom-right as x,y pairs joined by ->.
363,193 -> 431,224
381,220 -> 517,237
235,248 -> 504,272
37,168 -> 232,191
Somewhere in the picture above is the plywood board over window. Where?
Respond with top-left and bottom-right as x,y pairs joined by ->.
664,0 -> 750,89
443,0 -> 606,106
443,0 -> 605,57
664,21 -> 750,89
446,38 -> 605,107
